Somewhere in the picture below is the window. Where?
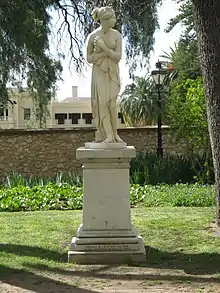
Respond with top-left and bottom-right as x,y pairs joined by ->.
24,108 -> 31,120
5,108 -> 8,120
36,108 -> 39,119
55,113 -> 67,125
0,108 -> 8,120
0,107 -> 4,119
69,113 -> 81,124
82,113 -> 93,124
118,112 -> 125,124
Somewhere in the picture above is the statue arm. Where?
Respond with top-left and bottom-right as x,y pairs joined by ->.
92,52 -> 107,63
86,35 -> 107,64
102,32 -> 122,63
86,35 -> 94,64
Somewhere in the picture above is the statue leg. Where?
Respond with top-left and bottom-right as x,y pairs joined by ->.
96,104 -> 114,143
92,112 -> 105,143
109,98 -> 123,143
102,115 -> 114,142
95,130 -> 105,142
92,96 -> 106,142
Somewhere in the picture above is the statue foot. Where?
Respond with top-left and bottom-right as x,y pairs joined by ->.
102,136 -> 124,144
115,134 -> 124,143
103,138 -> 113,144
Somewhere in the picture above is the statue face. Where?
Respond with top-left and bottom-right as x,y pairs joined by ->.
106,14 -> 116,28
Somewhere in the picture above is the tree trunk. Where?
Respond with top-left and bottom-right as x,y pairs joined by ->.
192,0 -> 220,226
39,101 -> 44,129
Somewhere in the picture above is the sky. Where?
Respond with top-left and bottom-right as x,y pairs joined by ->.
54,0 -> 182,100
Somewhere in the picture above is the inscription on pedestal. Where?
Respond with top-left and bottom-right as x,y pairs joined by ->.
84,244 -> 129,251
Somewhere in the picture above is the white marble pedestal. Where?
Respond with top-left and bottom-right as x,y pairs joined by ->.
68,144 -> 146,264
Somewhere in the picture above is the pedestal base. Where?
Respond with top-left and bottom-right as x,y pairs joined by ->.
68,145 -> 146,264
68,224 -> 146,264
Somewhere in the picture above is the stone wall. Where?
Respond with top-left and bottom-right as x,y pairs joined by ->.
0,127 -> 188,179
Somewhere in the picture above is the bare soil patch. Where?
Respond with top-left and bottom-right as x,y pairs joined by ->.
1,265 -> 220,293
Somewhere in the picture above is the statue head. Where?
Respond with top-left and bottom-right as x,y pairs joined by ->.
92,6 -> 116,29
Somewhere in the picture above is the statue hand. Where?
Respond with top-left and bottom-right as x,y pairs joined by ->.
94,36 -> 106,50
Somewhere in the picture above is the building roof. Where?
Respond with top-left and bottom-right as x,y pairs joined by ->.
61,97 -> 90,102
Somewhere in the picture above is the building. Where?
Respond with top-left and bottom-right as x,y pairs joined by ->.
0,86 -> 125,129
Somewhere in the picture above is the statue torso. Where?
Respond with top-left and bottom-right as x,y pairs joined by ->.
91,28 -> 118,51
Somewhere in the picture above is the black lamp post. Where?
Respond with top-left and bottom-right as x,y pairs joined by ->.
151,60 -> 168,157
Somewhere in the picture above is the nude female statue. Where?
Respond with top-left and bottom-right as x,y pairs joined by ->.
86,6 -> 123,143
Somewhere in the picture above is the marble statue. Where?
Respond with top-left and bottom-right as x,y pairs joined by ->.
86,6 -> 124,143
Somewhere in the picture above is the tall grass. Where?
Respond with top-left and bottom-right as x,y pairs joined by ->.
130,151 -> 214,185
1,152 -> 214,188
2,172 -> 83,188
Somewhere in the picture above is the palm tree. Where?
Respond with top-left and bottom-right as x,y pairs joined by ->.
160,40 -> 201,82
119,76 -> 159,126
160,43 -> 179,83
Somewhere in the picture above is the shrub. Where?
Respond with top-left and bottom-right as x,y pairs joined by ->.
130,183 -> 215,207
130,151 -> 214,185
0,183 -> 215,212
0,183 -> 83,212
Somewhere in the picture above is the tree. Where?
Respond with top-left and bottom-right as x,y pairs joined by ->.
0,0 -> 162,107
165,0 -> 194,39
161,39 -> 201,82
168,0 -> 220,225
192,0 -> 220,226
0,0 -> 63,106
120,76 -> 160,126
32,91 -> 51,129
160,35 -> 203,130
166,77 -> 213,183
167,77 -> 207,144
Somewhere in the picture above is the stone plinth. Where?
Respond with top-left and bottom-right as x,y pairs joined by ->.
68,144 -> 146,264
85,141 -> 127,149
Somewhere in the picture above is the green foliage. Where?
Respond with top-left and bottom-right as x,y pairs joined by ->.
120,75 -> 169,126
3,172 -> 82,188
0,183 -> 83,212
130,184 -> 215,207
160,27 -> 211,182
165,0 -> 194,38
0,0 -> 62,105
0,169 -> 216,212
160,2 -> 206,152
120,76 -> 158,126
130,151 -> 214,185
161,20 -> 202,131
167,77 -> 208,150
0,0 -> 163,105
161,39 -> 201,83
120,14 -> 201,128
0,182 -> 215,212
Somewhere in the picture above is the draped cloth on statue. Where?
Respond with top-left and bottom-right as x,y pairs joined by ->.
91,38 -> 120,142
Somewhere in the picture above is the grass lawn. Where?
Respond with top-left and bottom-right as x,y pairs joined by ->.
0,207 -> 220,293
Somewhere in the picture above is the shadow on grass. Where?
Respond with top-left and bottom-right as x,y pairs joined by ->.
144,246 -> 220,275
0,265 -> 101,293
0,243 -> 66,262
1,243 -> 220,279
